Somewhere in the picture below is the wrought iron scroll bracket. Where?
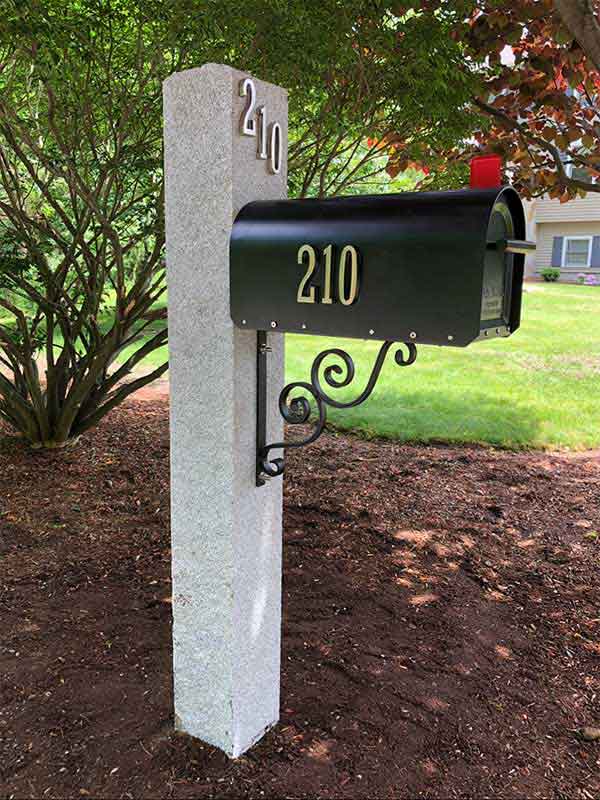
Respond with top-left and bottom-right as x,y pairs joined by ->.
256,331 -> 417,486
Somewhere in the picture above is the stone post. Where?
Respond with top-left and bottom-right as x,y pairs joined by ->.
163,64 -> 287,757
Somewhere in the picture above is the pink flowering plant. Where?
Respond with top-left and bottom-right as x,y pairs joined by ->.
576,273 -> 600,285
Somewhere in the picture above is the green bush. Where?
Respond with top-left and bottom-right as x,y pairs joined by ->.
541,268 -> 561,282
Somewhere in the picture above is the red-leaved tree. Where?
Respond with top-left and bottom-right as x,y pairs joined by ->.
389,0 -> 600,200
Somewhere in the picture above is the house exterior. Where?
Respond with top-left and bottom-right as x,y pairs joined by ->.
524,193 -> 600,282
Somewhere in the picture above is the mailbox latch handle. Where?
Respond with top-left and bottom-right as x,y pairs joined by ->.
487,239 -> 536,255
505,239 -> 536,254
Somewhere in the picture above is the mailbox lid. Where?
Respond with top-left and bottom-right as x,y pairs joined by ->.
230,186 -> 525,346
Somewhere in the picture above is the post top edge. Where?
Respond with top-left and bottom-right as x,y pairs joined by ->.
163,63 -> 287,96
163,62 -> 227,88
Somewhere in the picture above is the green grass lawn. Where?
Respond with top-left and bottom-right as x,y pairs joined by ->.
5,283 -> 595,449
285,284 -> 600,450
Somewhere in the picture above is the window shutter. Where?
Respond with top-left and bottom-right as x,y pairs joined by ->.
551,236 -> 564,267
591,236 -> 600,268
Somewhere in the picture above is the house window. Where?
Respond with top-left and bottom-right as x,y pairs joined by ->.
562,236 -> 592,268
570,165 -> 591,182
565,162 -> 595,183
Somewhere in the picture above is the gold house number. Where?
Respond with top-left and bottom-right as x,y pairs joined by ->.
297,244 -> 360,306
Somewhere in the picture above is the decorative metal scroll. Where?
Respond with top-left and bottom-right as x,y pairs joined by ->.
256,333 -> 417,484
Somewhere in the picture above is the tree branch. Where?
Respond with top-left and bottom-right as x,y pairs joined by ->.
475,98 -> 600,193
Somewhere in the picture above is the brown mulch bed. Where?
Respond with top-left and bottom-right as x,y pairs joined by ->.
1,400 -> 599,800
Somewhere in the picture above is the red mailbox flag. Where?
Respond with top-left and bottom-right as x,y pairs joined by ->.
470,155 -> 503,189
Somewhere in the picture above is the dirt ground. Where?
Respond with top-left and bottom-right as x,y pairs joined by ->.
1,398 -> 599,799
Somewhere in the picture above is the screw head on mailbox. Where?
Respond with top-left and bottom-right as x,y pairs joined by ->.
230,186 -> 533,347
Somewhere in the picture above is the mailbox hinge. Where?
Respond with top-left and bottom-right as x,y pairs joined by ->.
255,330 -> 417,486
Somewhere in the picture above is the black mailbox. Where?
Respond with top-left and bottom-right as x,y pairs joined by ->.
230,186 -> 533,347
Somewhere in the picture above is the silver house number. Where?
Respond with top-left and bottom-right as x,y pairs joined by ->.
239,78 -> 282,174
239,77 -> 256,136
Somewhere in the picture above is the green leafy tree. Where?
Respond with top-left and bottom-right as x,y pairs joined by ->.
0,0 -> 477,447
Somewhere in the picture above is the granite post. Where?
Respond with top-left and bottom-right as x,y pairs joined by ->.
163,64 -> 287,757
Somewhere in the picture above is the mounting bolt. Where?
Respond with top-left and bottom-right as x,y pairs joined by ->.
270,321 -> 277,328
409,331 -> 417,339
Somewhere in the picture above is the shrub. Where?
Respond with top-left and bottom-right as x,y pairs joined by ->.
0,6 -> 172,447
540,268 -> 561,282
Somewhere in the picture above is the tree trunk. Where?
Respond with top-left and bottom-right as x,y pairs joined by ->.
554,0 -> 600,72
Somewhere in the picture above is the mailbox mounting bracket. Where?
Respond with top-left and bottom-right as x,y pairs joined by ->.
256,331 -> 417,486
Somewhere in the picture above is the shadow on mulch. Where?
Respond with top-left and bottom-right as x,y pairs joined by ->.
1,401 -> 599,799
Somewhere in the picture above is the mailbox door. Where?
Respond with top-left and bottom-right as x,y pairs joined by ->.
479,189 -> 526,339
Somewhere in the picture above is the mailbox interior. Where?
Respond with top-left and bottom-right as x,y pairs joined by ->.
230,186 -> 526,347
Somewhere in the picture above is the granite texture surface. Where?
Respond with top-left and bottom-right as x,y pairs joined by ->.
163,63 -> 287,757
